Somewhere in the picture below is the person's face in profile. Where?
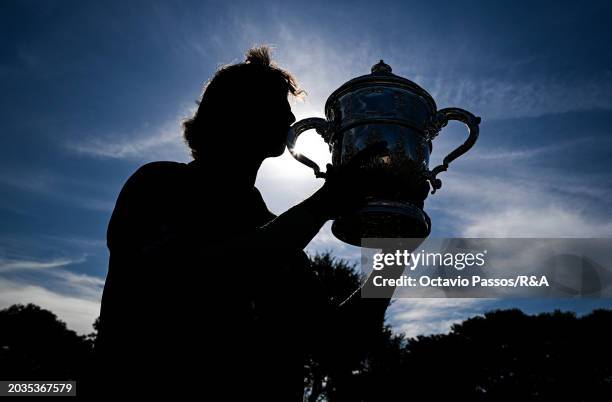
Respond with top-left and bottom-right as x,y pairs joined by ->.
243,83 -> 296,159
267,92 -> 297,158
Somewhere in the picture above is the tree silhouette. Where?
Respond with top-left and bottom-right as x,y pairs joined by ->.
304,253 -> 364,401
341,309 -> 612,401
0,303 -> 94,381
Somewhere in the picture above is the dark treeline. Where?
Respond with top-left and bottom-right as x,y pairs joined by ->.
1,253 -> 611,400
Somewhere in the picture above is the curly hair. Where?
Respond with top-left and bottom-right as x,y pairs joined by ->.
182,46 -> 303,160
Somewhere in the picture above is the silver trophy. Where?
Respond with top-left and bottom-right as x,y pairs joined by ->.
287,60 -> 480,246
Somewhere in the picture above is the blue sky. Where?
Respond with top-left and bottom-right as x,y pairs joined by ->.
1,0 -> 612,335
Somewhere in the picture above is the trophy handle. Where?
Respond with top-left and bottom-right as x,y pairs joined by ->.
424,108 -> 481,194
286,117 -> 331,178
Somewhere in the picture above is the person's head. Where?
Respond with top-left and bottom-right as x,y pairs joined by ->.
183,46 -> 302,162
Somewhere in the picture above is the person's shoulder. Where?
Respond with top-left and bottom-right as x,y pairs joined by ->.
126,161 -> 187,187
108,162 -> 188,248
130,161 -> 187,180
116,161 -> 188,203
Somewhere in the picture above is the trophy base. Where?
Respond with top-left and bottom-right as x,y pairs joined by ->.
331,200 -> 431,247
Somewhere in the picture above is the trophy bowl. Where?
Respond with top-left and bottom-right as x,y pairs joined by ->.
287,60 -> 480,246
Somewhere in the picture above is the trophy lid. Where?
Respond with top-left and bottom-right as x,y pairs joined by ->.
325,60 -> 437,112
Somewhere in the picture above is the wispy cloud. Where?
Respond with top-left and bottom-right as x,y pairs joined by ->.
0,252 -> 104,334
468,137 -> 596,162
431,170 -> 612,238
38,234 -> 107,250
0,254 -> 103,298
67,118 -> 190,161
239,17 -> 612,122
0,279 -> 100,334
0,168 -> 115,212
388,298 -> 493,338
422,73 -> 612,120
462,205 -> 612,238
66,104 -> 195,162
0,256 -> 84,273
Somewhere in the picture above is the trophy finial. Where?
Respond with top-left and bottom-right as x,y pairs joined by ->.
371,60 -> 392,74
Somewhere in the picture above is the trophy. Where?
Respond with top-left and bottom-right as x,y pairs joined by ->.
287,60 -> 480,246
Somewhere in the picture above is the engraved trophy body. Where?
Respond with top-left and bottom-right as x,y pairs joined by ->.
287,61 -> 480,246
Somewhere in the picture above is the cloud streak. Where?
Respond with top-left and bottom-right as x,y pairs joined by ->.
433,170 -> 612,238
0,254 -> 104,298
422,73 -> 612,120
0,252 -> 104,334
388,298 -> 494,338
0,168 -> 116,212
0,279 -> 100,334
66,111 -> 192,162
0,256 -> 84,273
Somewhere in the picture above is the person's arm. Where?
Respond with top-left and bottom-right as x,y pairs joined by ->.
106,162 -> 332,274
246,189 -> 330,252
244,142 -> 394,253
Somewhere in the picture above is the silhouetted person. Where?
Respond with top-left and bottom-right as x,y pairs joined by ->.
94,46 -> 394,399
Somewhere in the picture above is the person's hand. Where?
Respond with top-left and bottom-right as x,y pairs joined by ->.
308,141 -> 389,220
